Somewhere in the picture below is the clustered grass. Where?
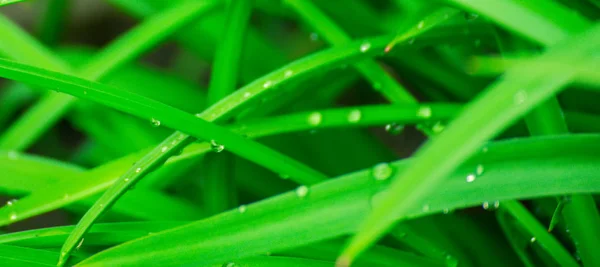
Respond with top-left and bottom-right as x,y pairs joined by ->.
0,0 -> 599,266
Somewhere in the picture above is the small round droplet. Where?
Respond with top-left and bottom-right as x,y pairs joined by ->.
482,201 -> 490,210
372,162 -> 394,181
7,151 -> 17,160
422,204 -> 430,212
124,178 -> 130,182
310,32 -> 319,41
296,185 -> 309,198
417,20 -> 424,29
210,140 -> 225,153
263,80 -> 273,89
385,123 -> 405,135
6,199 -> 17,206
530,237 -> 536,243
360,42 -> 371,52
417,106 -> 432,118
243,92 -> 252,98
238,205 -> 247,213
135,168 -> 142,173
9,212 -> 17,221
347,109 -> 362,123
279,173 -> 290,180
476,164 -> 484,175
284,70 -> 293,78
432,121 -> 445,134
514,90 -> 527,105
151,118 -> 161,127
493,201 -> 500,209
161,146 -> 168,153
83,90 -> 88,95
308,112 -> 323,126
466,174 -> 476,183
443,208 -> 450,214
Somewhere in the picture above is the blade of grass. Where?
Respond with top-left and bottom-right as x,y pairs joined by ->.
37,0 -> 68,46
202,0 -> 253,215
0,244 -> 82,267
77,134 -> 600,266
0,0 -> 219,151
337,22 -> 600,265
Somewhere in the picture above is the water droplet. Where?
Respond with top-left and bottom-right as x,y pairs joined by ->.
9,212 -> 17,221
466,174 -> 476,183
476,164 -> 484,175
210,140 -> 225,153
443,208 -> 450,214
263,80 -> 273,89
372,162 -> 393,181
308,112 -> 323,126
151,118 -> 161,127
530,237 -> 536,243
347,109 -> 362,123
161,146 -> 168,153
417,106 -> 432,118
373,82 -> 382,90
63,194 -> 70,200
7,151 -> 17,160
83,90 -> 88,95
310,32 -> 319,41
243,92 -> 252,98
482,201 -> 490,210
422,204 -> 430,212
284,70 -> 293,78
360,42 -> 371,52
514,90 -> 527,105
494,200 -> 500,208
223,262 -> 237,267
124,177 -> 130,182
417,20 -> 424,29
279,173 -> 290,179
135,168 -> 142,173
432,121 -> 445,134
6,199 -> 17,206
385,123 -> 405,135
238,205 -> 247,213
296,185 -> 309,198
464,12 -> 479,21
482,146 -> 489,153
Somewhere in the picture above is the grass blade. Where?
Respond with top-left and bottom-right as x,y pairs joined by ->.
337,23 -> 600,265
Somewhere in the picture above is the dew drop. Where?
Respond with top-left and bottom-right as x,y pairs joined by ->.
243,92 -> 252,98
7,151 -> 17,160
372,162 -> 394,181
210,140 -> 225,153
347,109 -> 362,123
482,146 -> 489,153
373,82 -> 382,90
530,237 -> 536,243
296,185 -> 309,198
443,208 -> 450,214
238,205 -> 247,213
6,199 -> 17,206
284,70 -> 293,78
263,80 -> 273,89
310,32 -> 319,41
482,201 -> 490,210
417,106 -> 432,118
494,200 -> 500,209
9,212 -> 17,221
417,20 -> 424,29
514,90 -> 527,105
308,112 -> 323,126
476,164 -> 484,175
135,168 -> 142,173
385,123 -> 405,135
279,173 -> 290,180
151,118 -> 161,127
432,121 -> 445,134
161,146 -> 168,153
466,174 -> 476,183
422,204 -> 430,212
83,90 -> 88,95
63,194 -> 70,200
124,177 -> 130,182
360,42 -> 371,52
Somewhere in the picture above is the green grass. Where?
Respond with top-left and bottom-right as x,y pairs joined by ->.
0,0 -> 598,266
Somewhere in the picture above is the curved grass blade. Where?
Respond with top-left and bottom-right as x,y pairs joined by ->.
77,134 -> 600,266
0,0 -> 219,151
0,0 -> 27,7
0,222 -> 186,247
0,103 -> 459,227
202,0 -> 253,215
0,244 -> 83,266
338,23 -> 600,265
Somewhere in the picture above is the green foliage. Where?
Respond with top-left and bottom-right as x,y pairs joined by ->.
0,0 -> 598,266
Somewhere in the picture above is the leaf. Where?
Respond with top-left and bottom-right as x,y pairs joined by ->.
77,134 -> 600,266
